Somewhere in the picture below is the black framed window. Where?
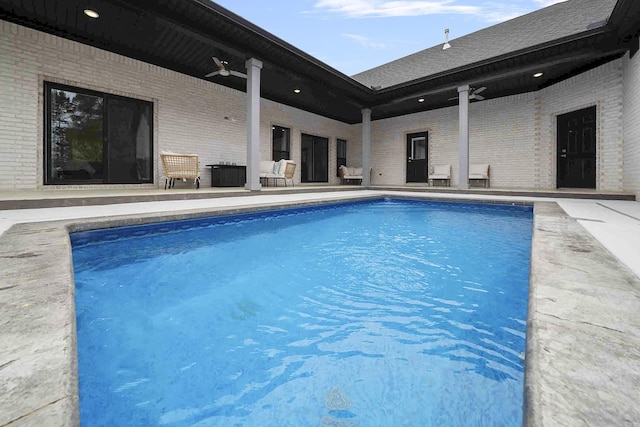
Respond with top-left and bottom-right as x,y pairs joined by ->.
272,125 -> 290,161
45,82 -> 153,185
337,138 -> 347,177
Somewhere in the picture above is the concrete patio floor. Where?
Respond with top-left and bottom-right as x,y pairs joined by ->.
1,188 -> 639,426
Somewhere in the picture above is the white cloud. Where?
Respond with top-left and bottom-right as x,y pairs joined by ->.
480,3 -> 529,22
312,0 -> 480,18
342,33 -> 389,49
310,0 -> 560,22
533,0 -> 567,6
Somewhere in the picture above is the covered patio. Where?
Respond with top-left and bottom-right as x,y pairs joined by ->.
0,0 -> 639,195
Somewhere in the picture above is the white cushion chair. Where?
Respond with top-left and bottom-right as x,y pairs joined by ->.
428,164 -> 451,187
469,163 -> 490,188
259,159 -> 296,186
338,165 -> 363,185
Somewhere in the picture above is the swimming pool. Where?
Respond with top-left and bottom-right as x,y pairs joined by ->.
71,198 -> 533,426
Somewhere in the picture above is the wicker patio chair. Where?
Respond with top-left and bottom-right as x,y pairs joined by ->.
160,152 -> 200,189
282,161 -> 296,187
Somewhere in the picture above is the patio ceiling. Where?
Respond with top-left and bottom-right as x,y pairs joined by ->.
0,0 -> 638,124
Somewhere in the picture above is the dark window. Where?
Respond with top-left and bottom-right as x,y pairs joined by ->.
272,125 -> 290,161
337,139 -> 347,177
45,82 -> 153,184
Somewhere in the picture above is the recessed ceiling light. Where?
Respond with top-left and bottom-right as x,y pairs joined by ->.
418,98 -> 425,103
83,9 -> 99,18
533,72 -> 543,78
294,88 -> 301,94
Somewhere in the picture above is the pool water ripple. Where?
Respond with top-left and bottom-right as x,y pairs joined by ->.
72,199 -> 532,426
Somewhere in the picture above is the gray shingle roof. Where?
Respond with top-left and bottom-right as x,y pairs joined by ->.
351,0 -> 618,89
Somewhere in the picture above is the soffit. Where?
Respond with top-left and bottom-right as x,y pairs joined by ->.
0,0 -> 637,124
0,0 -> 371,123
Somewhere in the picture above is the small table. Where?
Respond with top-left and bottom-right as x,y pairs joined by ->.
206,164 -> 246,187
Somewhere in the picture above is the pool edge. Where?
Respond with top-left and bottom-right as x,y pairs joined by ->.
525,202 -> 640,426
2,194 -> 639,426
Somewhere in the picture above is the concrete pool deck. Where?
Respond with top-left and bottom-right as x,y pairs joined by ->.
1,189 -> 639,426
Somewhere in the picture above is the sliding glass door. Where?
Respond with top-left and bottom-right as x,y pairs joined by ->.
45,82 -> 153,185
301,134 -> 328,183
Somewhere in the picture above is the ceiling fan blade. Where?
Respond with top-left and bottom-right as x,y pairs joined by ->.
474,95 -> 485,100
448,96 -> 458,101
473,86 -> 487,95
229,70 -> 247,79
212,56 -> 222,68
205,71 -> 221,78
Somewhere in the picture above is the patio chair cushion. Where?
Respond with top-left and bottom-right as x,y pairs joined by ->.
260,160 -> 276,176
260,160 -> 291,178
429,164 -> 451,180
340,165 -> 363,179
468,163 -> 489,179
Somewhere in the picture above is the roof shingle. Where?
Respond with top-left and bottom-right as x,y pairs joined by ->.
351,0 -> 618,89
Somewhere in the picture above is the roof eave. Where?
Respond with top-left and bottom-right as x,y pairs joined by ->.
372,25 -> 616,103
188,0 -> 374,97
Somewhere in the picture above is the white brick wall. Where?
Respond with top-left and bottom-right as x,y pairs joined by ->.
260,99 -> 357,185
0,18 -> 631,192
0,20 -> 357,190
370,94 -> 537,188
371,60 -> 625,191
538,60 -> 624,191
623,51 -> 640,199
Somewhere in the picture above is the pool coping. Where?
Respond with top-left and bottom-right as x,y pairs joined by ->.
1,193 -> 639,426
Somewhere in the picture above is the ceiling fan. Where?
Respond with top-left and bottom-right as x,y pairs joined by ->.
449,86 -> 487,101
205,57 -> 247,79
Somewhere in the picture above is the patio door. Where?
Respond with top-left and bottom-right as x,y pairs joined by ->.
406,132 -> 428,183
301,133 -> 328,183
557,106 -> 596,188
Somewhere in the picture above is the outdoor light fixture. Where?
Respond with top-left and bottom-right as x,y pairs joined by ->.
294,88 -> 301,94
443,29 -> 451,50
83,9 -> 99,18
218,60 -> 230,76
533,72 -> 543,78
418,98 -> 425,103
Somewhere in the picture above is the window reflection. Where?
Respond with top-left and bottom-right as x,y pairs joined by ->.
46,83 -> 153,184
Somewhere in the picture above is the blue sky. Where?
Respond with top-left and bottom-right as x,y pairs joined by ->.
213,0 -> 566,76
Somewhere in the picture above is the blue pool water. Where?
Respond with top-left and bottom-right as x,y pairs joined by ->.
71,199 -> 533,426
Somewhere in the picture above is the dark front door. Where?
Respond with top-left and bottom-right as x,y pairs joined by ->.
406,132 -> 428,183
557,106 -> 596,188
301,134 -> 328,183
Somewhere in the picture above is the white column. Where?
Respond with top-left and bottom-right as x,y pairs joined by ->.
361,108 -> 372,186
458,85 -> 470,189
245,57 -> 263,191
